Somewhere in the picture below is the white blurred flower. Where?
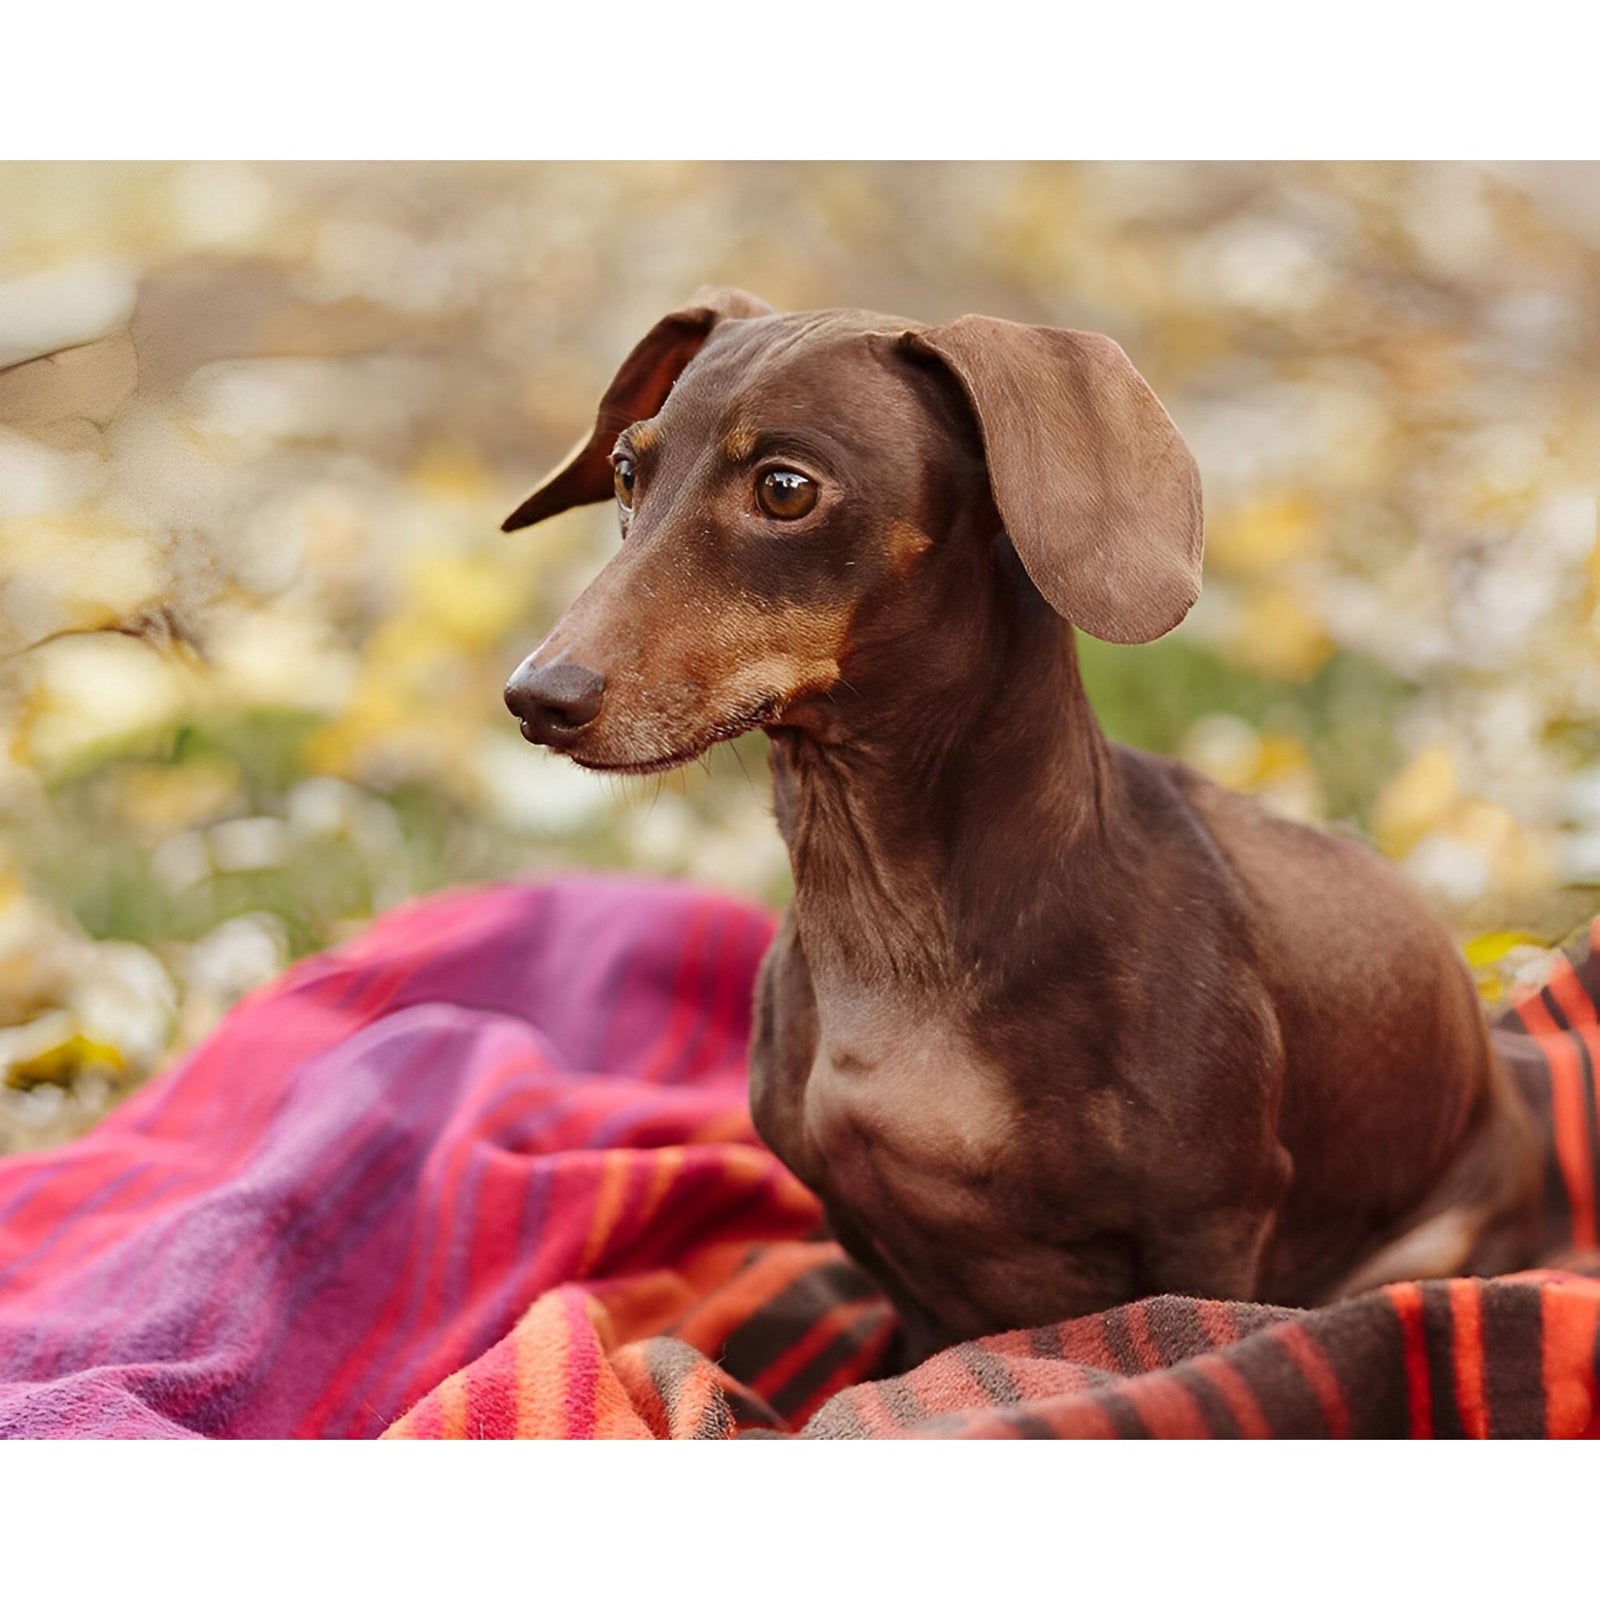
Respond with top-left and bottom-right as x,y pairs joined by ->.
208,817 -> 290,874
286,775 -> 361,838
182,355 -> 434,454
626,793 -> 698,871
0,523 -> 162,654
166,164 -> 279,251
1481,292 -> 1578,370
1180,714 -> 1261,789
687,803 -> 791,897
1562,828 -> 1600,886
0,261 -> 137,367
285,776 -> 404,862
1405,166 -> 1495,277
21,634 -> 190,772
103,397 -> 251,547
0,1013 -> 76,1077
204,604 -> 357,715
1563,768 -> 1600,826
0,428 -> 105,515
1182,217 -> 1333,316
151,830 -> 211,896
1404,834 -> 1493,905
475,732 -> 612,834
183,914 -> 288,1018
68,941 -> 177,1069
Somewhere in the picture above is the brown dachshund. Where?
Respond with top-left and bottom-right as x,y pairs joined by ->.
502,288 -> 1542,1361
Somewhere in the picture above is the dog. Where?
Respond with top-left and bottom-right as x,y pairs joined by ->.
502,287 -> 1543,1361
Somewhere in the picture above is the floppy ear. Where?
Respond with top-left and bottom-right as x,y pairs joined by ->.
900,316 -> 1203,644
502,286 -> 774,532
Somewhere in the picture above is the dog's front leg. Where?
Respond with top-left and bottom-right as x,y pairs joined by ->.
750,916 -> 958,1367
1137,1184 -> 1289,1306
748,908 -> 822,1190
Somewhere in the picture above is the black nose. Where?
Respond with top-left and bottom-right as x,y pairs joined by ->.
505,661 -> 606,746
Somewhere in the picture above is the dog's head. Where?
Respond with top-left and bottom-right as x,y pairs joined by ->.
502,288 -> 1202,773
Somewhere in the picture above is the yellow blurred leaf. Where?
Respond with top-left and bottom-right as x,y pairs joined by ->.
300,681 -> 410,777
1254,734 -> 1310,782
1206,493 -> 1323,576
115,758 -> 242,837
406,443 -> 494,503
1373,745 -> 1457,858
4,1033 -> 125,1091
1452,800 -> 1552,897
1221,586 -> 1335,682
402,553 -> 524,649
1464,929 -> 1554,1007
1463,929 -> 1546,967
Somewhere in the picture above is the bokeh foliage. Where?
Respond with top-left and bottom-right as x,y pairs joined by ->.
2,162 -> 1597,1150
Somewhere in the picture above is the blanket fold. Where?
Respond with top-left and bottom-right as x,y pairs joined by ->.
1,875 -> 1596,1439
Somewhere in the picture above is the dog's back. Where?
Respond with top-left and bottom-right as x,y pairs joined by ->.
1165,756 -> 1543,1297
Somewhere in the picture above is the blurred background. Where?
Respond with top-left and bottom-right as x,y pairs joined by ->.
2,161 -> 1598,1153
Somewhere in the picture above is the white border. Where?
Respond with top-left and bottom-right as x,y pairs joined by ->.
3,2 -> 1598,159
2,1441 -> 1586,1593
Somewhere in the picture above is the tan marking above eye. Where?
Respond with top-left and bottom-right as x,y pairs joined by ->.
724,426 -> 759,460
886,518 -> 934,576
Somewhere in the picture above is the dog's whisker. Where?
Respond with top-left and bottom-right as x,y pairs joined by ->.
731,740 -> 758,798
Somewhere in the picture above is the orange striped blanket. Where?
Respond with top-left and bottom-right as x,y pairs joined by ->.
0,876 -> 1595,1438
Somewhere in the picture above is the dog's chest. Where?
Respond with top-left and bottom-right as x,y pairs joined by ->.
800,992 -> 1015,1230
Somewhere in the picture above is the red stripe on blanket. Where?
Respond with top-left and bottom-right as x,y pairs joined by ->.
1542,1276 -> 1600,1438
1517,985 -> 1599,1248
1272,1321 -> 1352,1439
1448,1279 -> 1487,1438
1387,1281 -> 1433,1438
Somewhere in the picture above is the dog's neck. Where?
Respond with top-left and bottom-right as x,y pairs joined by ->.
766,541 -> 1121,994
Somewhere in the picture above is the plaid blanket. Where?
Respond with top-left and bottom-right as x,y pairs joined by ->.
0,875 -> 1596,1439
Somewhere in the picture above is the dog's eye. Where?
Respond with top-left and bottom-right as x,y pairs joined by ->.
757,469 -> 818,521
612,457 -> 636,510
